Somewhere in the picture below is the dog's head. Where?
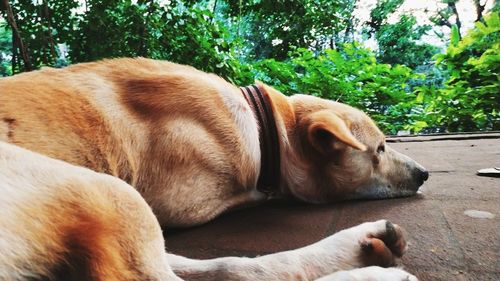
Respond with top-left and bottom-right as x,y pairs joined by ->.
273,92 -> 428,202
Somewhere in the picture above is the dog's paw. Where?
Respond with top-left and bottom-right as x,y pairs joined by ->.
322,220 -> 408,269
358,220 -> 407,267
315,266 -> 418,281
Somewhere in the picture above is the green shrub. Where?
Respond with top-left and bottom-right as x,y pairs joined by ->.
420,12 -> 500,132
0,22 -> 12,76
238,43 -> 421,134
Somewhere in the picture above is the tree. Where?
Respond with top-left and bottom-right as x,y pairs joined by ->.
375,15 -> 440,68
0,0 -> 241,79
0,0 -> 82,72
224,0 -> 354,60
366,0 -> 404,33
430,0 -> 497,39
365,0 -> 439,68
0,0 -> 33,72
430,0 -> 462,39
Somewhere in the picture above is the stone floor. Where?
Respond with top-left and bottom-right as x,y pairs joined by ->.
165,133 -> 500,281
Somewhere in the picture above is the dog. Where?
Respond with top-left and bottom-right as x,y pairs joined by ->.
0,58 -> 426,280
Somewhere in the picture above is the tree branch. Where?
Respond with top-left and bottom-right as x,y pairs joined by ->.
437,10 -> 452,28
473,0 -> 486,22
210,0 -> 218,24
11,31 -> 17,74
1,0 -> 33,71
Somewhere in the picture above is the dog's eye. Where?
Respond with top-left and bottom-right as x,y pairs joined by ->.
377,144 -> 385,154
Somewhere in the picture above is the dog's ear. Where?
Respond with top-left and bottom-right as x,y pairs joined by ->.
307,110 -> 367,152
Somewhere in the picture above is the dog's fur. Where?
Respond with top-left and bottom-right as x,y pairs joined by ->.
0,58 -> 425,280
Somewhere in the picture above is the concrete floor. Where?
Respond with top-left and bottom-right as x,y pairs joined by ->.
165,134 -> 500,281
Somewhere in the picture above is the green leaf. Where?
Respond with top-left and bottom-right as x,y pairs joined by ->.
451,24 -> 460,46
416,91 -> 424,103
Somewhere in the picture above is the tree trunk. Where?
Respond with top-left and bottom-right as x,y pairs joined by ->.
43,1 -> 58,63
1,0 -> 33,71
473,0 -> 486,22
11,31 -> 17,74
449,1 -> 462,39
211,0 -> 218,23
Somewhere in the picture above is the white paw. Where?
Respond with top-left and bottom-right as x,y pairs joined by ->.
319,220 -> 408,269
315,266 -> 418,281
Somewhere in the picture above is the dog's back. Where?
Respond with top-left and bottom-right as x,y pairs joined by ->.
1,58 -> 261,227
0,61 -> 117,172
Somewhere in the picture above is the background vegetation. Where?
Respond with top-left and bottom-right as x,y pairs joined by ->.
0,0 -> 498,134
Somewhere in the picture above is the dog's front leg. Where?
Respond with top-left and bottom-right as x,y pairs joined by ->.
166,220 -> 409,281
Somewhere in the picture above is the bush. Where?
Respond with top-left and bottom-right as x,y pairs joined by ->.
238,44 -> 421,134
418,12 -> 500,132
0,22 -> 12,76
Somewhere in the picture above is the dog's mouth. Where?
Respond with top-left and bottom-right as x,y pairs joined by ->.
352,186 -> 419,200
344,174 -> 429,200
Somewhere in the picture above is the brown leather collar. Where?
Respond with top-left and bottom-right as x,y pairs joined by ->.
240,85 -> 281,196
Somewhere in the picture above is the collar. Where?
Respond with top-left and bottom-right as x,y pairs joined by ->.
240,85 -> 281,196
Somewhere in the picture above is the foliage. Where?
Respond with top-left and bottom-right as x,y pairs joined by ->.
430,0 -> 496,40
69,0 -> 244,79
367,0 -> 404,33
0,0 -> 240,78
0,1 -> 498,134
1,0 -> 80,72
430,0 -> 462,35
0,21 -> 12,76
224,0 -> 354,60
244,44 -> 420,134
417,12 -> 500,132
375,15 -> 440,68
365,0 -> 440,68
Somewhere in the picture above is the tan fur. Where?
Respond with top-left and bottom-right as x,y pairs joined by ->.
0,58 -> 424,280
0,142 -> 178,280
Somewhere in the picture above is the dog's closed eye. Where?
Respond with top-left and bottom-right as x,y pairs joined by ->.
377,144 -> 385,154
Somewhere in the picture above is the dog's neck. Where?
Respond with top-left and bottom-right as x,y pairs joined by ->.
240,85 -> 281,196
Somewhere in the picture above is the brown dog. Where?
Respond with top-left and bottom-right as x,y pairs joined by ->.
0,58 -> 425,280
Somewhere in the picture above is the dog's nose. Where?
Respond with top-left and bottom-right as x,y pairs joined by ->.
419,169 -> 429,182
412,165 -> 429,186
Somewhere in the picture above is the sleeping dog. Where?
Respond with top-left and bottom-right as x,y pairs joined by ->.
0,58 -> 426,280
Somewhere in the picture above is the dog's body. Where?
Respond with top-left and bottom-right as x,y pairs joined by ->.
0,58 -> 425,280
